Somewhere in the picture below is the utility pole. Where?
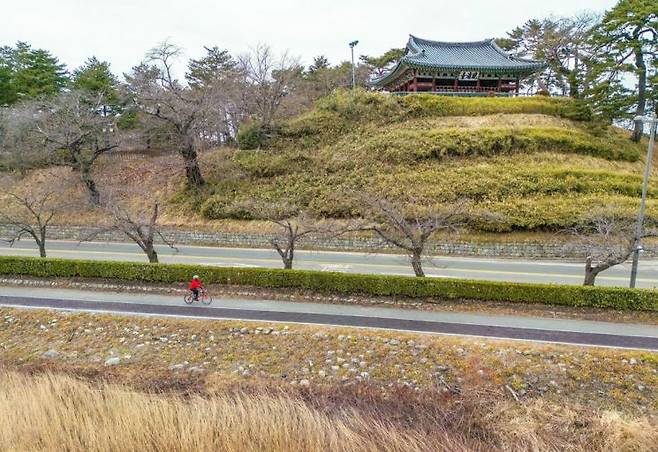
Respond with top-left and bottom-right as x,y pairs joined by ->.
349,40 -> 359,88
630,113 -> 657,288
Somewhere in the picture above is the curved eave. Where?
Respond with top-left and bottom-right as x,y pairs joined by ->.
371,60 -> 547,88
370,60 -> 409,87
402,58 -> 547,73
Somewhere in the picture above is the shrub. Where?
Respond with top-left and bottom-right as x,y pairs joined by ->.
1,256 -> 657,312
233,150 -> 313,177
362,127 -> 639,163
237,121 -> 268,150
200,197 -> 258,220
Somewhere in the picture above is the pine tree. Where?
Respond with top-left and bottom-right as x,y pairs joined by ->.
499,15 -> 598,97
72,57 -> 119,105
0,46 -> 17,105
308,55 -> 330,74
9,42 -> 68,100
185,46 -> 237,88
359,48 -> 404,77
587,0 -> 657,141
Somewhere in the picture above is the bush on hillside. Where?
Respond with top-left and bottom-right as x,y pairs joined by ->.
237,121 -> 268,150
360,127 -> 640,163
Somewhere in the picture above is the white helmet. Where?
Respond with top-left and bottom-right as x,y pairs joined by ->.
192,275 -> 199,280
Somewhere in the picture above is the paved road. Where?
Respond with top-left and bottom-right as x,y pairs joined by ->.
2,240 -> 658,288
1,287 -> 657,350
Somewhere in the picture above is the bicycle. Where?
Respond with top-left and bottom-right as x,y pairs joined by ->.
184,288 -> 213,305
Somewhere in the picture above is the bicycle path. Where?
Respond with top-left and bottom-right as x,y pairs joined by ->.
1,286 -> 657,350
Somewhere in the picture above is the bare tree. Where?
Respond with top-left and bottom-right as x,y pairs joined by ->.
125,41 -> 230,187
242,201 -> 352,269
270,213 -> 351,270
2,91 -> 117,205
0,191 -> 61,257
84,199 -> 176,263
359,196 -> 466,277
0,106 -> 48,176
111,202 -> 175,263
568,215 -> 656,286
239,44 -> 303,127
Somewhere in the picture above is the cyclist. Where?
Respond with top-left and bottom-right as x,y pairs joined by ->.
188,275 -> 204,301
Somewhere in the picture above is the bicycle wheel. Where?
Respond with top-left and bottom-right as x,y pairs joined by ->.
184,294 -> 195,305
201,293 -> 213,305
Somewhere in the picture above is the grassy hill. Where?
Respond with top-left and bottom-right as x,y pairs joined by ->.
196,90 -> 652,232
1,90 -> 654,236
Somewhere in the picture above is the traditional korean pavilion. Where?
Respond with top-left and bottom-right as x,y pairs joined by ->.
372,35 -> 546,95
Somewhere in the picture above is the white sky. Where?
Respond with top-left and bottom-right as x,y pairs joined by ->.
2,0 -> 617,77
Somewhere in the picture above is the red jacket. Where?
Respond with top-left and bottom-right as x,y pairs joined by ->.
189,279 -> 203,290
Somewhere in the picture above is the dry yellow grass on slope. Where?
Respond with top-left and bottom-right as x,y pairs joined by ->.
0,371 -> 469,452
1,371 -> 657,452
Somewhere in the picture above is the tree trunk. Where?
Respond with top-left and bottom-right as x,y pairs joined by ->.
411,251 -> 425,277
144,241 -> 158,263
584,255 -> 608,286
181,143 -> 206,188
583,268 -> 597,286
38,228 -> 47,258
283,240 -> 294,269
37,242 -> 46,258
632,46 -> 647,143
80,165 -> 101,206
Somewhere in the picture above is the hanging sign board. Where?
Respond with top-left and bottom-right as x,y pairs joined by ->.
458,71 -> 480,80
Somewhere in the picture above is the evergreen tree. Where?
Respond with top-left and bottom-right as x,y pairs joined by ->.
308,55 -> 330,73
0,46 -> 17,105
8,42 -> 68,100
360,48 -> 404,78
587,0 -> 657,141
499,15 -> 598,97
72,57 -> 119,105
186,46 -> 237,88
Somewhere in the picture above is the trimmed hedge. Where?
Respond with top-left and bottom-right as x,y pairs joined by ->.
1,256 -> 657,312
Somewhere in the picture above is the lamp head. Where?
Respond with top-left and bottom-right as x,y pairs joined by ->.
349,40 -> 359,48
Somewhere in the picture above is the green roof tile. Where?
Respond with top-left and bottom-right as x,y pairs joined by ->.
373,35 -> 547,87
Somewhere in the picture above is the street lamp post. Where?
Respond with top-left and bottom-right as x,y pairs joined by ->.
349,40 -> 359,89
629,113 -> 657,288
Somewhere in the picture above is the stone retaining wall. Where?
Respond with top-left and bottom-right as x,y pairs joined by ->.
3,224 -> 649,259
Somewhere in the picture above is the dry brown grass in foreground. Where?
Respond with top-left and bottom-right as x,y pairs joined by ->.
0,371 -> 656,452
0,371 -> 470,452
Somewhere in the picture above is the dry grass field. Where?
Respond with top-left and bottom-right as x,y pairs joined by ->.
1,370 -> 656,452
0,306 -> 656,451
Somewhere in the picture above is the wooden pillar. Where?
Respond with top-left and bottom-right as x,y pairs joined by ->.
432,74 -> 436,92
497,77 -> 502,92
515,76 -> 520,95
412,70 -> 418,92
476,78 -> 481,91
453,76 -> 458,91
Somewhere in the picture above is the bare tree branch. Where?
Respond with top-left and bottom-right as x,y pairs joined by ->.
357,194 -> 468,277
0,191 -> 66,258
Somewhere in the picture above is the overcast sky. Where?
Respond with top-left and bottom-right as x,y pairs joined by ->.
3,0 -> 617,77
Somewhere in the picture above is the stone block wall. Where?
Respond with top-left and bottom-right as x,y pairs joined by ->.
2,223 -> 651,259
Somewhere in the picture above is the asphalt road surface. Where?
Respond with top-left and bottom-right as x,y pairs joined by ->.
2,240 -> 658,288
1,287 -> 657,350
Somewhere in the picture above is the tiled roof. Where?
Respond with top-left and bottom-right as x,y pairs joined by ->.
372,35 -> 547,87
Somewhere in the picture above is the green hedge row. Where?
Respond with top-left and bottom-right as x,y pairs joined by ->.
1,256 -> 657,312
